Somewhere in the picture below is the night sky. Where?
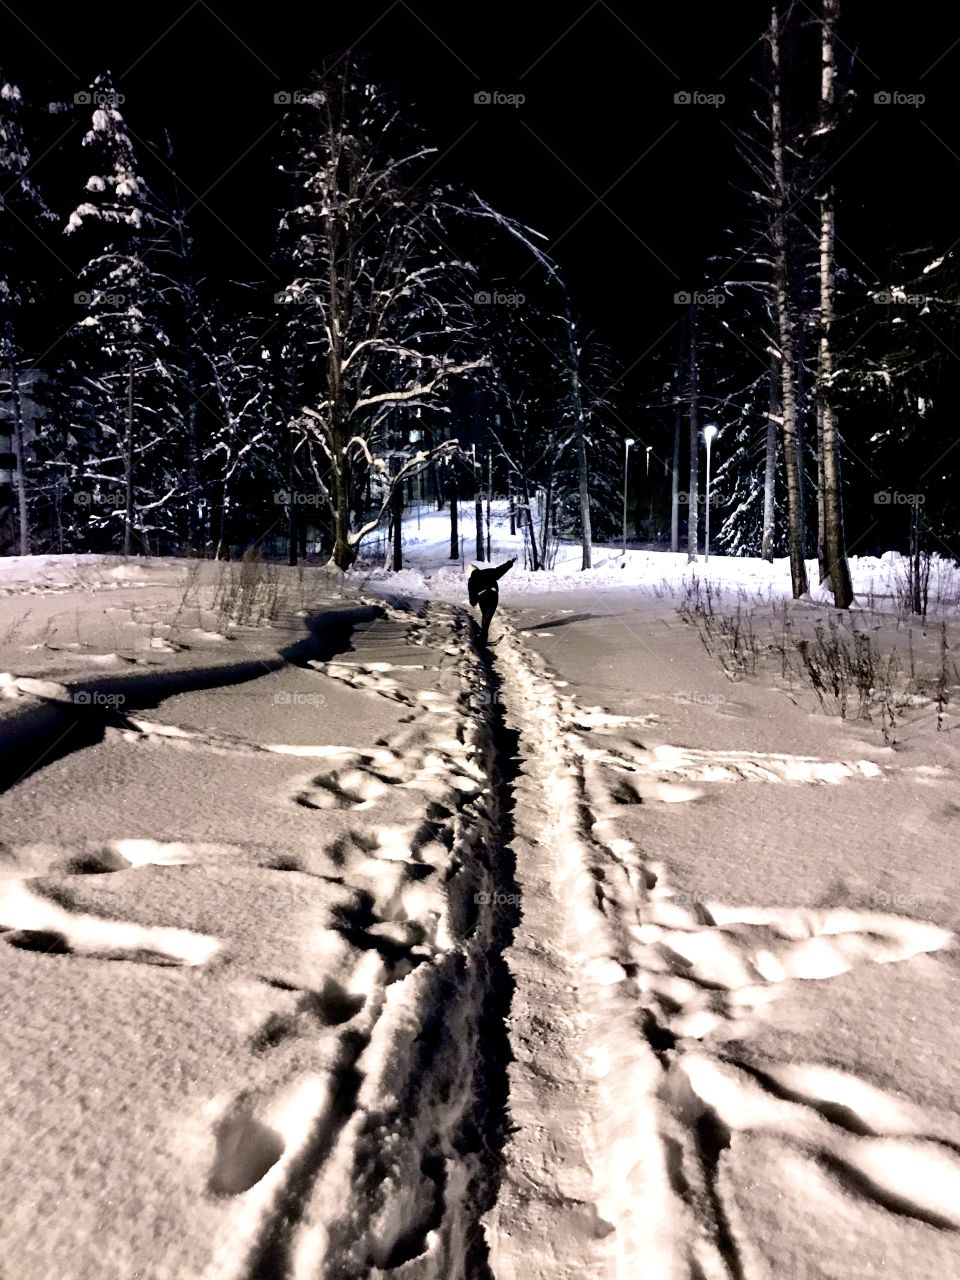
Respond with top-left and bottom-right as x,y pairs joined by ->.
5,0 -> 959,376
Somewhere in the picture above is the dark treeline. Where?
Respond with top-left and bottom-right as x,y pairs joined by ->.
1,2 -> 957,603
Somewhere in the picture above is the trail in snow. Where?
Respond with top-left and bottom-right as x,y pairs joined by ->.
1,592 -> 958,1280
0,600 -> 525,1280
487,614 -> 959,1280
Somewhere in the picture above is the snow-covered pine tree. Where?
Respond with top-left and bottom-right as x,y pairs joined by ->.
842,247 -> 960,568
50,74 -> 185,553
699,290 -> 782,558
159,129 -> 215,552
204,307 -> 285,558
0,75 -> 55,554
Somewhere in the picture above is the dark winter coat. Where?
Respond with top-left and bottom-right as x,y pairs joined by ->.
468,557 -> 515,643
468,557 -> 516,608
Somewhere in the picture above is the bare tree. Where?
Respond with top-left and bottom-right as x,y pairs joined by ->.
762,350 -> 779,560
687,303 -> 700,562
562,309 -> 593,569
277,62 -> 484,570
815,0 -> 853,605
670,319 -> 685,552
769,3 -> 810,595
0,77 -> 53,555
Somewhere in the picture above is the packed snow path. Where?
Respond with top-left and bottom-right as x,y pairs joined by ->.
485,615 -> 959,1279
0,595 -> 958,1279
0,600 -> 517,1280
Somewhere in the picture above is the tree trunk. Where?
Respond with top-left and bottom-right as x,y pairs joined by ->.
2,306 -> 30,555
671,347 -> 683,553
288,430 -> 298,567
485,448 -> 493,561
816,0 -> 853,607
521,484 -> 541,571
124,355 -> 135,556
686,304 -> 700,562
474,451 -> 484,561
447,463 -> 459,560
391,463 -> 403,571
539,440 -> 555,569
186,375 -> 200,552
770,2 -> 809,597
568,318 -> 592,570
181,282 -> 201,554
816,400 -> 826,578
331,437 -> 353,569
762,349 -> 779,561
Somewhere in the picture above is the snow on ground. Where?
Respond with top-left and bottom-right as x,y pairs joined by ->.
0,584 -> 513,1280
0,525 -> 958,1279
358,501 -> 960,615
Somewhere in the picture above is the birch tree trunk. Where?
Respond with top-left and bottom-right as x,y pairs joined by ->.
686,304 -> 700,563
816,399 -> 826,578
485,448 -> 492,561
671,318 -> 684,553
474,450 -> 484,561
447,462 -> 459,561
568,321 -> 593,570
762,350 -> 779,561
770,2 -> 809,596
2,306 -> 30,555
816,0 -> 853,607
522,483 -> 541,571
124,355 -> 135,556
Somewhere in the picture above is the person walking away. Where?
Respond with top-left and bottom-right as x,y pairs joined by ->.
468,557 -> 516,645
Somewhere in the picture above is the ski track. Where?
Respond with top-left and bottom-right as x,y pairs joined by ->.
1,599 -> 957,1280
0,601 -> 517,1280
489,614 -> 958,1280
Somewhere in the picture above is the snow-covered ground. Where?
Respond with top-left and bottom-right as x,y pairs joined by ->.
1,524 -> 958,1279
357,501 -> 960,616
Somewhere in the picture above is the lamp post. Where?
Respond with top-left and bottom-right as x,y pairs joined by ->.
703,425 -> 718,562
622,438 -> 635,558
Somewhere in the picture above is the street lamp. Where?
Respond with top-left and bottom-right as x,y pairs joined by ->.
703,425 -> 718,562
622,438 -> 635,558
